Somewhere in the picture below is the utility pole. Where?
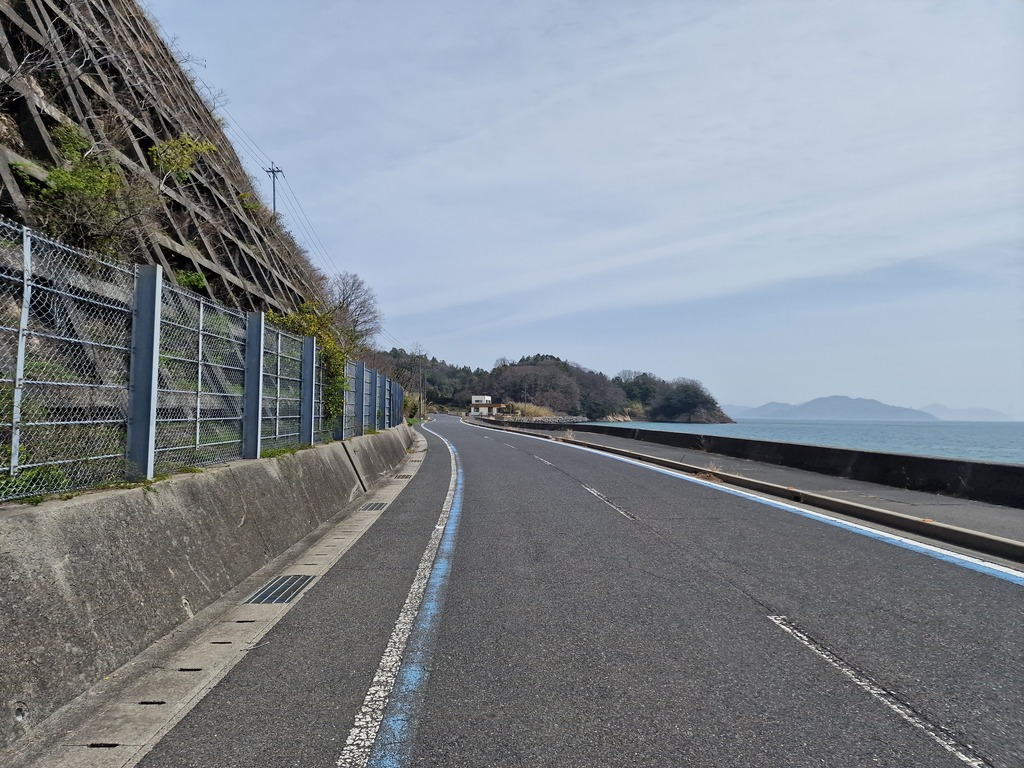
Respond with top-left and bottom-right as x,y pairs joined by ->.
264,162 -> 283,214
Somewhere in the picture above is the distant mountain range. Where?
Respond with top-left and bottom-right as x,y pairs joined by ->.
918,403 -> 1012,422
722,396 -> 1013,422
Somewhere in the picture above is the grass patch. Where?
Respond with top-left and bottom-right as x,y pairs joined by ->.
504,402 -> 558,418
260,444 -> 314,459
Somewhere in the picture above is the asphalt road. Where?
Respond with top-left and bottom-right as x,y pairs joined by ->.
138,414 -> 1023,768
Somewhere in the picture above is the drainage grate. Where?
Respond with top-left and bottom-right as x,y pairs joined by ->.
394,474 -> 412,479
361,502 -> 388,511
245,575 -> 315,604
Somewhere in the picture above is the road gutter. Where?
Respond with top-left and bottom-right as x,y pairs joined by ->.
3,435 -> 431,768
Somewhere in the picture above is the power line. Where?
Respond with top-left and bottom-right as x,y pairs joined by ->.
220,106 -> 273,165
281,171 -> 334,265
277,175 -> 331,263
273,177 -> 334,277
217,113 -> 338,279
136,27 -> 349,301
378,327 -> 410,351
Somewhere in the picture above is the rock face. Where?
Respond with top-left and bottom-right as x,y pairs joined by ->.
656,405 -> 733,424
0,0 -> 320,311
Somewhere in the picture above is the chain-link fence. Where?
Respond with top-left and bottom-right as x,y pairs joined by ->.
343,361 -> 358,439
0,222 -> 134,500
313,359 -> 332,444
261,324 -> 304,452
154,284 -> 248,474
0,219 -> 404,503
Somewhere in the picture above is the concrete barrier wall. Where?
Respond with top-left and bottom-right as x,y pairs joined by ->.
492,420 -> 1024,510
344,429 -> 414,490
0,425 -> 414,749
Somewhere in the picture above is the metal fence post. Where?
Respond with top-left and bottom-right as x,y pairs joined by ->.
368,367 -> 378,432
242,312 -> 264,459
9,228 -> 33,474
299,336 -> 316,444
353,361 -> 365,436
193,300 -> 205,452
126,264 -> 163,480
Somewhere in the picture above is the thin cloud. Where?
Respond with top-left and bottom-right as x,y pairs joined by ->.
146,0 -> 1024,414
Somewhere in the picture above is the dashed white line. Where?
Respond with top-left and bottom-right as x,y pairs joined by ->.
768,615 -> 990,768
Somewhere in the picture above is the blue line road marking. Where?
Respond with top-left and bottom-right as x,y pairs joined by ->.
336,425 -> 465,768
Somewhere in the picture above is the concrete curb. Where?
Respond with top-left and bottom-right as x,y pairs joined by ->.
470,420 -> 1024,565
0,425 -> 414,750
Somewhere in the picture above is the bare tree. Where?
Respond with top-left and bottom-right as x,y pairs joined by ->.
327,271 -> 383,351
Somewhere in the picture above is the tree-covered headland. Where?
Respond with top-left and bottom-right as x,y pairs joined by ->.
374,350 -> 731,424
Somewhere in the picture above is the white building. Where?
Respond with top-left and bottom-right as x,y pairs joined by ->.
469,395 -> 503,417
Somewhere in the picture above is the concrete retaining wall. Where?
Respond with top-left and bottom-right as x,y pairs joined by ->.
496,421 -> 1024,510
0,425 -> 414,749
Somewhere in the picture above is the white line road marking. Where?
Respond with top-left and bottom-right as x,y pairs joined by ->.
768,615 -> 991,768
534,455 -> 554,466
582,484 -> 637,520
336,429 -> 459,768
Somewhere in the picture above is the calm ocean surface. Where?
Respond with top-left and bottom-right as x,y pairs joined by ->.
585,420 -> 1024,466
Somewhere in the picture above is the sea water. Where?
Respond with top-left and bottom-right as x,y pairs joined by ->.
584,420 -> 1024,466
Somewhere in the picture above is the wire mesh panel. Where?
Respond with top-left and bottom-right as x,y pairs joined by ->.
154,284 -> 246,473
343,361 -> 357,439
363,366 -> 373,432
0,222 -> 134,501
262,325 -> 303,451
313,357 -> 332,444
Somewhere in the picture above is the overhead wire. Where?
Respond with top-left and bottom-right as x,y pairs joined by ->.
378,327 -> 408,350
276,175 -> 332,265
216,109 -> 340,280
281,171 -> 335,265
219,106 -> 273,165
148,42 -> 412,352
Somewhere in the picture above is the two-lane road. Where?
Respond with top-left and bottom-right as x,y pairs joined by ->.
138,414 -> 1022,767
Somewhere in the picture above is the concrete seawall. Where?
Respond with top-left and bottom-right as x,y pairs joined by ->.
0,426 -> 414,749
490,420 -> 1024,510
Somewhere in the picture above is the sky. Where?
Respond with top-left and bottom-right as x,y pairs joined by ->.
141,0 -> 1024,417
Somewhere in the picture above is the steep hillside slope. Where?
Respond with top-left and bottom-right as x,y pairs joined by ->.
0,0 -> 322,310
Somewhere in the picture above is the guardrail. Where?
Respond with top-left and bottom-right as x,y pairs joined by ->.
0,220 -> 402,503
